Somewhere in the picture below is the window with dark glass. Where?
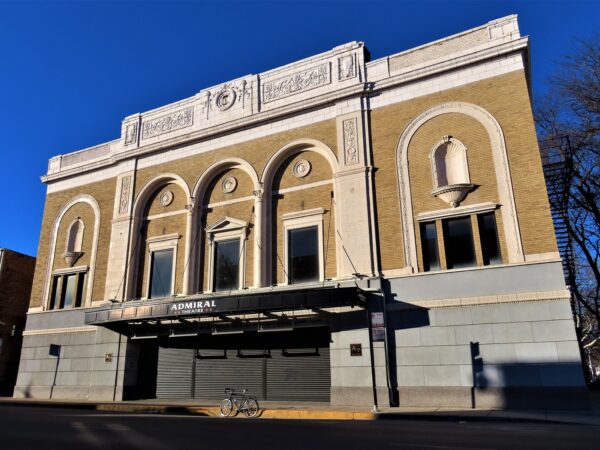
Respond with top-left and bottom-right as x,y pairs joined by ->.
213,239 -> 240,292
149,249 -> 174,299
478,212 -> 502,265
443,216 -> 476,269
420,221 -> 440,272
288,226 -> 319,284
49,272 -> 85,310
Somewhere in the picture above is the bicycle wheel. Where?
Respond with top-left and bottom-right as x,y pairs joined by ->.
244,398 -> 259,418
219,398 -> 233,417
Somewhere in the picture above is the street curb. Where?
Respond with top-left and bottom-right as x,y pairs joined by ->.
0,399 -> 595,424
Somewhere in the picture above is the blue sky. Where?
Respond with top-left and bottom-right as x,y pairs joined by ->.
0,0 -> 598,257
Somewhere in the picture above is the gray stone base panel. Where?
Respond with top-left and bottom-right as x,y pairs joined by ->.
396,386 -> 591,410
331,387 -> 391,407
13,385 -> 120,401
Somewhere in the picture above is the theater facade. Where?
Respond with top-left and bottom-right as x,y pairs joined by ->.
15,16 -> 587,408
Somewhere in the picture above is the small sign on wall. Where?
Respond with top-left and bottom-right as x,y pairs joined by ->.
350,343 -> 362,356
49,344 -> 61,357
104,353 -> 113,363
371,312 -> 385,342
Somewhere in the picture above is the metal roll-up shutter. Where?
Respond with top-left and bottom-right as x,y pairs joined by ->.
156,347 -> 194,399
266,347 -> 330,402
194,349 -> 265,400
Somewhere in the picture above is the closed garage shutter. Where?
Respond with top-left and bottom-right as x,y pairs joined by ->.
155,329 -> 331,402
156,347 -> 194,399
266,347 -> 330,402
194,349 -> 265,400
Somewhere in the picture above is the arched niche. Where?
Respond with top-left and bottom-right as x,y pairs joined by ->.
429,135 -> 474,208
64,218 -> 85,267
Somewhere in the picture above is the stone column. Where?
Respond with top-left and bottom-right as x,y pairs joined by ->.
103,167 -> 136,302
333,100 -> 378,278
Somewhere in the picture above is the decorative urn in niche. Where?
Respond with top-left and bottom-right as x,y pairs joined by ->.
431,183 -> 475,208
63,251 -> 83,268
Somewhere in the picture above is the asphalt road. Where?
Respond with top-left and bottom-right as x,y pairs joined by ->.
0,405 -> 598,450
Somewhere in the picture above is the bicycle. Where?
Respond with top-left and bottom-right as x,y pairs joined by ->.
219,388 -> 259,418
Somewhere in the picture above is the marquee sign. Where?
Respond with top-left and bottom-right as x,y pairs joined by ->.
84,286 -> 366,329
170,299 -> 217,315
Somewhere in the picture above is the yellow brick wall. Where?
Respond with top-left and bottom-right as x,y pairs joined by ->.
31,69 -> 557,307
146,183 -> 188,216
31,121 -> 338,307
204,168 -> 255,205
371,70 -> 557,272
133,120 -> 338,200
30,178 -> 115,308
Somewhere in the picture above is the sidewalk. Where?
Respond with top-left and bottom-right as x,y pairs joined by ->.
1,397 -> 599,425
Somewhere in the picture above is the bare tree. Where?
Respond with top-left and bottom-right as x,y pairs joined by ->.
536,38 -> 600,381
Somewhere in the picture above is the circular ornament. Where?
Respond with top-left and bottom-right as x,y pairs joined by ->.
221,176 -> 238,193
159,190 -> 174,207
215,88 -> 236,111
292,159 -> 311,178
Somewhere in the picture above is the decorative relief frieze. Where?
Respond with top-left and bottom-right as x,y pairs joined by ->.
118,175 -> 132,214
124,123 -> 138,145
201,81 -> 251,120
141,107 -> 194,140
263,63 -> 330,103
338,55 -> 356,80
342,118 -> 358,165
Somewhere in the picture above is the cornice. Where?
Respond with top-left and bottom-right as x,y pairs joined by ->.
41,35 -> 528,185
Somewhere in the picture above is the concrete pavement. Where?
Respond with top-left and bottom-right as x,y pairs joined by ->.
1,397 -> 600,425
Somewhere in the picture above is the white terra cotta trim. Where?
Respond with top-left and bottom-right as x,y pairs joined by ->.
396,102 -> 524,273
416,202 -> 498,222
52,265 -> 89,276
43,194 -> 101,310
524,252 -> 561,262
23,326 -> 97,336
145,209 -> 188,221
274,179 -> 333,195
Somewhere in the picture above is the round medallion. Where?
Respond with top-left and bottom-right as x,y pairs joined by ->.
292,159 -> 311,178
221,176 -> 238,193
159,190 -> 174,207
215,88 -> 236,111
